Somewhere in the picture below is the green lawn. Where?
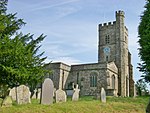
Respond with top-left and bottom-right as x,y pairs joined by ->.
0,96 -> 149,113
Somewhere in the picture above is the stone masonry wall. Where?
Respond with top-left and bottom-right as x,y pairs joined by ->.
98,10 -> 130,96
65,62 -> 118,96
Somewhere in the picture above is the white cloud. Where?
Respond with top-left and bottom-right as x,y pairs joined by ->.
56,6 -> 81,18
30,0 -> 80,12
41,44 -> 68,57
41,42 -> 96,59
44,56 -> 83,65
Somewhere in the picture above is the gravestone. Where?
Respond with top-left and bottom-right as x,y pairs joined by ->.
55,89 -> 67,103
16,85 -> 31,104
32,89 -> 37,99
9,87 -> 17,101
72,84 -> 80,101
101,87 -> 106,103
133,84 -> 137,97
41,78 -> 54,105
1,96 -> 12,107
37,88 -> 41,99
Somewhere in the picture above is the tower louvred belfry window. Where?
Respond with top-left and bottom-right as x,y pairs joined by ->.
105,35 -> 110,44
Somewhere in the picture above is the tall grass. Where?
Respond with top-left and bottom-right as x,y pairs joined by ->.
0,96 -> 149,113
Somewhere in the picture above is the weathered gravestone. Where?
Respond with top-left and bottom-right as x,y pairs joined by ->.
37,88 -> 41,99
1,96 -> 12,107
31,89 -> 37,99
9,87 -> 17,101
16,85 -> 31,104
101,87 -> 106,103
41,78 -> 54,105
55,89 -> 67,103
72,84 -> 80,101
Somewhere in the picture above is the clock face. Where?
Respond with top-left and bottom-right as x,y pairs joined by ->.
103,47 -> 110,53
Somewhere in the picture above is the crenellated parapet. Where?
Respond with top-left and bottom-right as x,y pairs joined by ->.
99,10 -> 125,30
99,21 -> 116,30
116,10 -> 125,17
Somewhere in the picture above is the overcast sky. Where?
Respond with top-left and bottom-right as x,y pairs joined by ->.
7,0 -> 146,82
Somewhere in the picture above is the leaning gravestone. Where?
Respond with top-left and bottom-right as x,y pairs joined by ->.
9,87 -> 17,101
101,87 -> 106,103
55,89 -> 67,103
16,85 -> 31,104
72,84 -> 80,101
41,78 -> 54,105
1,96 -> 12,107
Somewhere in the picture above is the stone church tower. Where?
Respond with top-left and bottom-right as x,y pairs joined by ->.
45,10 -> 134,97
98,11 -> 130,96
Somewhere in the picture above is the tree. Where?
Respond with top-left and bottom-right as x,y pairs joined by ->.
0,0 -> 50,97
0,0 -> 24,37
135,79 -> 148,96
138,0 -> 150,83
0,0 -> 7,14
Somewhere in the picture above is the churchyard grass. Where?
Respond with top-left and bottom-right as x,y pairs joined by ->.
0,96 -> 149,113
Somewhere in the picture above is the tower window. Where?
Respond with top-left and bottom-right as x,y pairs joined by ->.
105,35 -> 110,44
106,56 -> 109,62
90,72 -> 97,87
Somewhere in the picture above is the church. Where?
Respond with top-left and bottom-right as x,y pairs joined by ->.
45,10 -> 135,97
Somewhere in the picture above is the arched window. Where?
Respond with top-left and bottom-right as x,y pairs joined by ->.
112,75 -> 115,89
90,72 -> 97,87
